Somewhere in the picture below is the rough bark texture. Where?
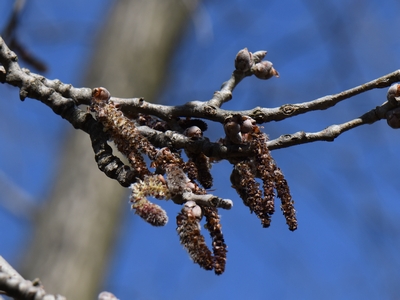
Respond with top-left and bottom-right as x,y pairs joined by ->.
20,0 -> 193,298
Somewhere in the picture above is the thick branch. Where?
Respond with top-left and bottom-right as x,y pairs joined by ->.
109,70 -> 400,124
1,35 -> 399,186
0,37 -> 137,187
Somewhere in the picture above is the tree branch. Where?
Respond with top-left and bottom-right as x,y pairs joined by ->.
107,70 -> 400,124
267,101 -> 392,149
0,256 -> 119,300
0,256 -> 66,300
1,35 -> 399,187
1,34 -> 398,147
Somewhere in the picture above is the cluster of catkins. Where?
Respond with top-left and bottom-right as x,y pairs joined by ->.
224,114 -> 297,230
90,48 -> 297,275
91,87 -> 228,274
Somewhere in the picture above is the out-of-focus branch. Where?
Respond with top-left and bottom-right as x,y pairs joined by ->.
0,256 -> 24,280
0,170 -> 36,219
0,256 -> 118,300
2,0 -> 26,41
3,0 -> 47,72
0,256 -> 66,300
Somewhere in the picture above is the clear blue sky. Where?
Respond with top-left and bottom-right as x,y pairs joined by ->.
1,0 -> 400,299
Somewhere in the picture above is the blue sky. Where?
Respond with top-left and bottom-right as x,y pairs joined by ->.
1,0 -> 400,299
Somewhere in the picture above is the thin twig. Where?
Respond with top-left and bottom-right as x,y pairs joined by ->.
267,101 -> 391,149
109,70 -> 400,124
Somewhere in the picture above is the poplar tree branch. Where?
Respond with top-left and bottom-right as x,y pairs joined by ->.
1,35 -> 399,187
267,101 -> 393,149
0,256 -> 66,300
1,34 -> 399,192
0,255 -> 117,300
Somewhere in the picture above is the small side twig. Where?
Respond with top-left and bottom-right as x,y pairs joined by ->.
267,101 -> 392,150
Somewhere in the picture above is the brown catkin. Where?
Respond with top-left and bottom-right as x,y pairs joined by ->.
252,130 -> 275,216
129,175 -> 171,226
176,204 -> 213,270
91,94 -> 157,178
231,162 -> 271,227
274,166 -> 297,231
203,206 -> 227,275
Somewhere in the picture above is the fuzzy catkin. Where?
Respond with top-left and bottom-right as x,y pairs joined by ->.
176,204 -> 213,270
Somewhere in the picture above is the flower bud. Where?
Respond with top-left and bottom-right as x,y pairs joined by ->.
224,116 -> 242,144
184,126 -> 202,138
252,50 -> 267,63
387,84 -> 400,105
241,116 -> 256,133
92,87 -> 111,101
251,61 -> 279,80
234,48 -> 253,72
181,200 -> 203,222
98,291 -> 119,300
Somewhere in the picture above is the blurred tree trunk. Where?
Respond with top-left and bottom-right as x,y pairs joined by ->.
20,0 -> 196,298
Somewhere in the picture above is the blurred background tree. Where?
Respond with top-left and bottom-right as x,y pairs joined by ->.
1,0 -> 400,299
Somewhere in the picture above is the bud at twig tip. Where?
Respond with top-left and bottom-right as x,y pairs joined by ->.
235,48 -> 253,72
92,87 -> 111,101
252,61 -> 279,80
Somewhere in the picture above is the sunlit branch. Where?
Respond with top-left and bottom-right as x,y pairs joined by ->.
105,70 -> 400,124
1,36 -> 399,170
267,101 -> 392,150
261,70 -> 400,122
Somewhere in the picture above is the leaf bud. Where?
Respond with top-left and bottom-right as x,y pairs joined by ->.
224,116 -> 242,144
234,48 -> 253,72
181,200 -> 203,225
241,116 -> 256,133
92,87 -> 111,102
184,126 -> 202,138
252,50 -> 267,63
251,61 -> 279,80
